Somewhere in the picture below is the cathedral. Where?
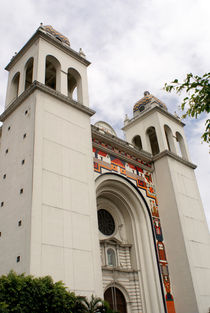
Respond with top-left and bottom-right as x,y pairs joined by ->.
0,25 -> 210,313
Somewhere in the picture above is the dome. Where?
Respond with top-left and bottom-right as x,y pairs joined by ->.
42,25 -> 70,46
94,121 -> 117,136
133,91 -> 167,113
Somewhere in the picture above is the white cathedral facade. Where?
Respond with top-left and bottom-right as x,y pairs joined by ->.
0,25 -> 210,313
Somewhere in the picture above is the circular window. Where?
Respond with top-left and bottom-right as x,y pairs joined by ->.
97,209 -> 115,236
139,105 -> 145,112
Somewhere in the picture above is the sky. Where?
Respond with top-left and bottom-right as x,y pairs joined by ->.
0,0 -> 209,229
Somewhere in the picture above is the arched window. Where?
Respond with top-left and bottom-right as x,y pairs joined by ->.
67,68 -> 82,103
104,287 -> 127,313
164,125 -> 175,153
45,55 -> 61,91
146,126 -> 160,155
25,57 -> 34,90
9,72 -> 20,103
107,248 -> 116,267
176,131 -> 188,160
132,135 -> 142,150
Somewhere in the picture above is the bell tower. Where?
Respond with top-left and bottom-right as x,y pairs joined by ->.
123,92 -> 210,313
0,25 -> 103,297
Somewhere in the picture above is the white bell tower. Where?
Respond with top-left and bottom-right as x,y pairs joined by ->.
0,25 -> 103,297
123,92 -> 210,313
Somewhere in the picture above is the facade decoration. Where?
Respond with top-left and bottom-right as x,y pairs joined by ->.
93,140 -> 176,313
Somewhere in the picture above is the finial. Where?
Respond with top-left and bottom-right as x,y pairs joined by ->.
124,114 -> 129,121
124,114 -> 129,126
40,22 -> 43,27
79,48 -> 86,58
144,91 -> 150,96
174,111 -> 180,119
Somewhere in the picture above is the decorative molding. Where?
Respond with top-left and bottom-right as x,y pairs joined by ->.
93,142 -> 153,172
0,81 -> 95,122
102,266 -> 138,274
122,105 -> 185,131
153,149 -> 197,169
5,27 -> 90,71
92,125 -> 152,163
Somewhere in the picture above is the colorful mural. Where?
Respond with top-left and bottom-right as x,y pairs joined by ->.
93,145 -> 176,313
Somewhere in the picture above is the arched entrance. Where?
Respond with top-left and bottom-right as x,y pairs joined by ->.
104,287 -> 127,313
96,173 -> 166,313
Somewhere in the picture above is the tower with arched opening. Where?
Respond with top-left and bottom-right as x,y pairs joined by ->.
122,91 -> 210,313
0,25 -> 103,298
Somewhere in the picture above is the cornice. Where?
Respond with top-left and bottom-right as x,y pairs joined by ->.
122,105 -> 185,131
153,149 -> 197,169
0,81 -> 95,122
5,27 -> 90,71
100,239 -> 132,248
91,125 -> 153,172
101,266 -> 138,274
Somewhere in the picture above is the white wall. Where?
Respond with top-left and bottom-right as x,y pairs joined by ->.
0,94 -> 35,275
29,89 -> 103,297
154,155 -> 210,313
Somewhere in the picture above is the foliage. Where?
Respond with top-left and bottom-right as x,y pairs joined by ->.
0,272 -> 117,313
164,73 -> 210,143
0,271 -> 77,313
77,295 -> 103,313
96,300 -> 118,313
75,295 -> 118,313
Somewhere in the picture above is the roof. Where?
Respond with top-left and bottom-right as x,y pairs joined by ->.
133,91 -> 167,113
42,25 -> 70,46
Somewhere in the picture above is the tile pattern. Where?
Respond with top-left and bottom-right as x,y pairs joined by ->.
93,138 -> 152,169
133,94 -> 167,113
43,25 -> 70,46
93,146 -> 176,313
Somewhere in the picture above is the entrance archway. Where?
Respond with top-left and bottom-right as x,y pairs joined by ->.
104,287 -> 127,313
96,173 -> 166,313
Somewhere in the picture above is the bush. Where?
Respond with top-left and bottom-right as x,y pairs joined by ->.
0,271 -> 76,313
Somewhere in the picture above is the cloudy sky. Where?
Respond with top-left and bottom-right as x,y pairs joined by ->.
0,0 -> 209,229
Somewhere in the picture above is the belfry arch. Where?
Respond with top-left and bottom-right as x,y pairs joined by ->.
96,173 -> 166,313
24,57 -> 34,90
67,68 -> 82,103
146,126 -> 160,155
132,135 -> 142,151
45,55 -> 61,91
176,131 -> 188,160
164,125 -> 176,153
9,72 -> 20,103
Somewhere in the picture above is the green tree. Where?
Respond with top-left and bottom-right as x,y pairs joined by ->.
78,295 -> 118,313
96,300 -> 118,313
164,73 -> 210,143
78,294 -> 103,313
0,271 -> 77,313
0,272 -> 117,313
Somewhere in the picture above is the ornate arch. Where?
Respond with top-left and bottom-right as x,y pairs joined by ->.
96,173 -> 167,313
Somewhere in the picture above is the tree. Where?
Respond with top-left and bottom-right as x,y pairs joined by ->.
78,294 -> 104,313
164,73 -> 210,143
0,271 -> 77,313
0,272 -> 117,313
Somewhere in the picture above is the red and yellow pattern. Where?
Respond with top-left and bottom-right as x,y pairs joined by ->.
93,146 -> 176,313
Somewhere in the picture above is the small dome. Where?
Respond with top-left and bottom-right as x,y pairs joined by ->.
133,91 -> 167,113
94,121 -> 117,136
42,25 -> 70,46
